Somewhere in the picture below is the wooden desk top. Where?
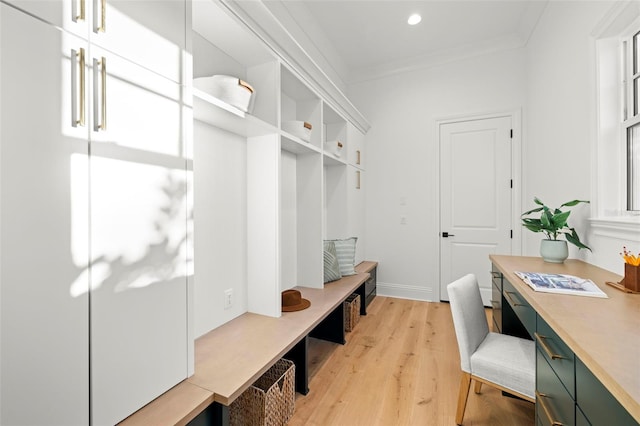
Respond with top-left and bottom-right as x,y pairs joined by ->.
490,255 -> 640,421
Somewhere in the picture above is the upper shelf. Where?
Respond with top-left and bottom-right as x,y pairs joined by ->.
193,88 -> 277,137
323,153 -> 347,166
281,133 -> 321,156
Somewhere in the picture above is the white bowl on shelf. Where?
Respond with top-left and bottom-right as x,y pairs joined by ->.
324,140 -> 343,157
193,75 -> 255,113
282,120 -> 312,142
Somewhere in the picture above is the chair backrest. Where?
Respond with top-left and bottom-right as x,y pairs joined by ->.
447,274 -> 490,373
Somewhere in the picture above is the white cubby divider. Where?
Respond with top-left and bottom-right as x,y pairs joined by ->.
247,135 -> 281,317
323,161 -> 348,241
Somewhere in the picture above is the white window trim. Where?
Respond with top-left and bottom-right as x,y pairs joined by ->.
622,24 -> 640,211
591,5 -> 640,235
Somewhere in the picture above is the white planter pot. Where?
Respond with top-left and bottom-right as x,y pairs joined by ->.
540,240 -> 568,263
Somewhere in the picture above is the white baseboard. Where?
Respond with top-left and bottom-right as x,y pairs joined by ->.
376,282 -> 435,302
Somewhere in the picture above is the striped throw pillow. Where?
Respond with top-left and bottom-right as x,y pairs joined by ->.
327,237 -> 358,276
323,241 -> 342,283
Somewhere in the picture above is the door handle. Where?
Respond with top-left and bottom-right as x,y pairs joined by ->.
442,232 -> 455,238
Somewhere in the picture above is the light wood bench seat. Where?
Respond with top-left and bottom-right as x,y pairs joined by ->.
120,268 -> 372,425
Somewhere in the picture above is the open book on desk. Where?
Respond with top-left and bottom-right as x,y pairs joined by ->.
515,271 -> 608,298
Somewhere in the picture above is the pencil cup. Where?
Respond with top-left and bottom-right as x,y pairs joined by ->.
623,264 -> 640,292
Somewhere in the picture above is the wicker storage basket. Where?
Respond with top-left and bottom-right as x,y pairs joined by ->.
230,358 -> 295,426
343,294 -> 361,332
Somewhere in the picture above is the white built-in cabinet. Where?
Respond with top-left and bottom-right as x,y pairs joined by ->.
0,1 -> 191,425
192,0 -> 367,332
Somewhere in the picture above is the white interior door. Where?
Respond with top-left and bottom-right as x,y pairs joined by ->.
440,116 -> 512,305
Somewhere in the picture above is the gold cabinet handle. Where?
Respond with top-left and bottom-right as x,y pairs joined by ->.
94,0 -> 106,32
71,48 -> 86,127
535,332 -> 565,360
356,170 -> 361,189
536,391 -> 564,426
74,0 -> 86,21
504,290 -> 525,307
356,149 -> 361,165
490,271 -> 501,279
93,56 -> 107,131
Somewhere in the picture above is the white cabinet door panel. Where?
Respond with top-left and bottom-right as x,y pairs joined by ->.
1,5 -> 90,425
90,156 -> 188,425
89,0 -> 185,83
2,0 -> 89,38
89,45 -> 183,157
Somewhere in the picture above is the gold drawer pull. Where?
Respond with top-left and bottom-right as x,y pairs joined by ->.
535,332 -> 565,360
75,0 -> 85,21
94,0 -> 106,32
490,271 -> 501,278
504,290 -> 525,307
71,48 -> 86,127
93,56 -> 107,131
536,391 -> 564,426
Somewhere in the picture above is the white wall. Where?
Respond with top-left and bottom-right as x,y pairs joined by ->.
348,48 -> 526,301
523,1 -> 640,275
193,121 -> 248,337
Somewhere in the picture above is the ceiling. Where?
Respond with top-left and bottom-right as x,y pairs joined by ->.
263,0 -> 548,85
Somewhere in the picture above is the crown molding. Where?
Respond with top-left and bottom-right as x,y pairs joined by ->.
219,0 -> 371,134
263,0 -> 349,94
348,34 -> 526,85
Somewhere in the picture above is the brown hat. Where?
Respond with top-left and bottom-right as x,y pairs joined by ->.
281,289 -> 311,312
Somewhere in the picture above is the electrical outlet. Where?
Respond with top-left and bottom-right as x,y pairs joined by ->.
224,288 -> 233,310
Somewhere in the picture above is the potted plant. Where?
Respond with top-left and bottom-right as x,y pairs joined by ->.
521,197 -> 591,263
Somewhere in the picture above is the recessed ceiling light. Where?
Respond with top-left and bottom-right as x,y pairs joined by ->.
407,13 -> 422,25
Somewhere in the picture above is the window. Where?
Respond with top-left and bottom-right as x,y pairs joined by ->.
624,29 -> 640,211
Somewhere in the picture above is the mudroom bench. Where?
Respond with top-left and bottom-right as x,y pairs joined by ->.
120,262 -> 377,425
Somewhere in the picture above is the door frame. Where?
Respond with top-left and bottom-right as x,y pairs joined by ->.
435,109 -> 523,302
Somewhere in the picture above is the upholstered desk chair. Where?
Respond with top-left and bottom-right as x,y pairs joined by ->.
447,274 -> 535,425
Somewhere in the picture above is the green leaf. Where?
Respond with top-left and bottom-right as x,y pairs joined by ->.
523,223 -> 543,233
534,197 -> 544,206
521,206 -> 543,216
551,210 -> 570,229
560,199 -> 590,208
565,228 -> 592,251
522,218 -> 543,233
541,209 -> 553,229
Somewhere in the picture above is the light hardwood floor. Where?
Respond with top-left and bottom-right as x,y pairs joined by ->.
289,296 -> 535,426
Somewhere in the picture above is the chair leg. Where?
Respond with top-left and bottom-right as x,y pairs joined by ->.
474,380 -> 482,394
455,372 -> 472,425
